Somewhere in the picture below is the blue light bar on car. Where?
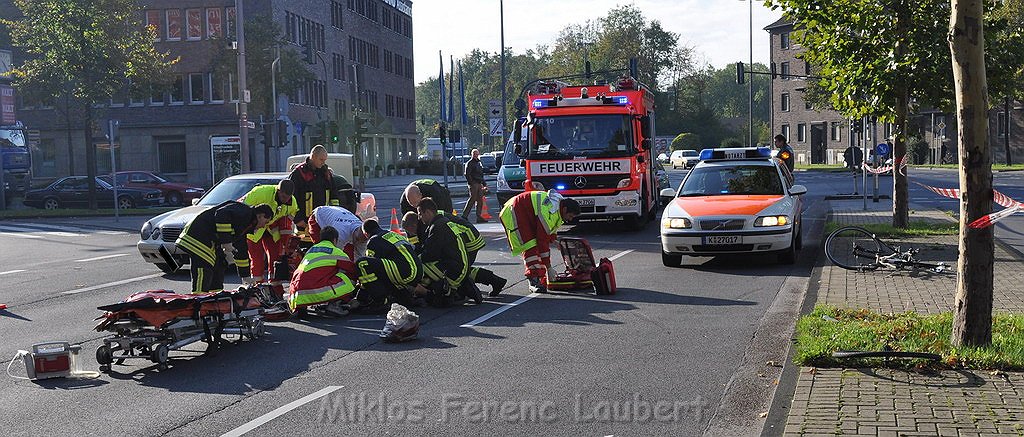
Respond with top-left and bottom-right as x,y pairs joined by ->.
700,147 -> 773,160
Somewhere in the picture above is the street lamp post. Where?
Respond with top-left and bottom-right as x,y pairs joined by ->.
747,0 -> 753,146
235,0 -> 250,172
500,0 -> 507,143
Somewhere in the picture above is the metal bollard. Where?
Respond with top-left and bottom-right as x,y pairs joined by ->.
873,172 -> 879,202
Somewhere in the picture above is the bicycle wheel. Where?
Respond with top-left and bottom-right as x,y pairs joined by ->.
825,226 -> 886,271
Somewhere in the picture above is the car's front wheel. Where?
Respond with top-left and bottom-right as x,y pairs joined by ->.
166,191 -> 183,206
777,234 -> 797,265
662,251 -> 682,267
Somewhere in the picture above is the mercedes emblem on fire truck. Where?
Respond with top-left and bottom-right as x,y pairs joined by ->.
574,176 -> 587,188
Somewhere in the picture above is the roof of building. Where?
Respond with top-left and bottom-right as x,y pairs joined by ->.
764,16 -> 795,32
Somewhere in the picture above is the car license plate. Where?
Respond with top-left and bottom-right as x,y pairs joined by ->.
575,198 -> 595,207
703,235 -> 741,245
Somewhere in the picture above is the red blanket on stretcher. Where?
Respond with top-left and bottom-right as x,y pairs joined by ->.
95,289 -> 263,330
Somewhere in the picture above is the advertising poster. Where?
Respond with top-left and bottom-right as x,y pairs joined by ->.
210,135 -> 241,184
166,9 -> 181,40
226,7 -> 236,36
1,85 -> 15,125
187,9 -> 202,40
206,8 -> 222,38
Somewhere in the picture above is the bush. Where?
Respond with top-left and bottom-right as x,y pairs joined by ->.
720,137 -> 743,148
671,132 -> 701,151
909,139 -> 929,164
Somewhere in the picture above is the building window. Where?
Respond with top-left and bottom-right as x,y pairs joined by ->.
186,9 -> 202,40
831,122 -> 841,141
32,138 -> 56,178
781,124 -> 790,141
394,53 -> 403,77
189,73 -> 205,103
780,62 -> 790,80
150,86 -> 165,105
145,10 -> 162,41
804,61 -> 811,77
169,75 -> 185,104
209,72 -> 225,102
166,9 -> 182,40
405,58 -> 413,79
997,111 -> 1007,137
384,49 -> 393,73
331,1 -> 344,29
332,53 -> 344,80
158,141 -> 188,174
206,8 -> 223,38
406,99 -> 414,119
805,99 -> 812,111
334,99 -> 347,121
386,94 -> 395,117
797,123 -> 806,142
780,93 -> 790,112
780,32 -> 790,49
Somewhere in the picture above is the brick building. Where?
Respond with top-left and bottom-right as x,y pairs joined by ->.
6,0 -> 416,188
765,17 -> 1023,166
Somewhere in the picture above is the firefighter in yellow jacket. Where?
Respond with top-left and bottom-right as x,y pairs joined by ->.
499,190 -> 580,293
238,180 -> 299,282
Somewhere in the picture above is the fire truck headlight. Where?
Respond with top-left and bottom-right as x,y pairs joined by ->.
617,178 -> 631,188
530,181 -> 545,191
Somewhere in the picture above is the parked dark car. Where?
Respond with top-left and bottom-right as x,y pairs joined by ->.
23,176 -> 163,210
103,171 -> 205,206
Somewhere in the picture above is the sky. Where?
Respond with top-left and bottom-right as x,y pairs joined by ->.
410,0 -> 783,84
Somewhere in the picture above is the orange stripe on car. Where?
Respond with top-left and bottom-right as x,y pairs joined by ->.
673,195 -> 783,217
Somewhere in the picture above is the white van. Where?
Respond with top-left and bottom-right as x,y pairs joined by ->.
670,149 -> 700,169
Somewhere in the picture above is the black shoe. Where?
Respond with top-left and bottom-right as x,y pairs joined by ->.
489,276 -> 508,297
528,277 -> 547,294
469,283 -> 483,304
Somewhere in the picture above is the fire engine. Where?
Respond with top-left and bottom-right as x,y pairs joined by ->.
517,75 -> 658,229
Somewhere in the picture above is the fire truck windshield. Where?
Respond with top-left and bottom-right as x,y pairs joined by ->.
0,128 -> 26,148
528,114 -> 633,159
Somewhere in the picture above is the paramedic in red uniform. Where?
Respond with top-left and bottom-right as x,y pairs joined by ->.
499,190 -> 580,293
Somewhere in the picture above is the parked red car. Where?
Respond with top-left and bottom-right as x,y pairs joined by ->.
106,171 -> 205,206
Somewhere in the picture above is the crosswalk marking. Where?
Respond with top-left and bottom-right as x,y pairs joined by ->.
0,222 -> 128,238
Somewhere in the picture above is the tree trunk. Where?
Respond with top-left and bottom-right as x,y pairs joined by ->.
892,4 -> 910,228
949,0 -> 994,347
893,86 -> 910,228
84,107 -> 97,210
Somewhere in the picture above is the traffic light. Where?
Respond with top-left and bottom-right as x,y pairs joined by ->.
303,39 -> 315,64
450,129 -> 461,144
350,115 -> 368,145
259,123 -> 271,147
330,122 -> 339,144
277,120 -> 288,147
439,124 -> 447,143
736,62 -> 746,85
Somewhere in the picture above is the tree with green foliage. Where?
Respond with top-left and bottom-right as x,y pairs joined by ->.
671,133 -> 701,151
3,0 -> 176,209
211,15 -> 313,124
766,0 -> 1024,228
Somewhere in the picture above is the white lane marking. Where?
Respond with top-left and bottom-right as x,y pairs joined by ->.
74,253 -> 130,262
98,230 -> 129,235
461,293 -> 540,328
607,249 -> 634,261
45,231 -> 85,237
0,230 -> 43,239
220,386 -> 344,437
60,272 -> 165,295
0,270 -> 26,275
490,236 -> 506,242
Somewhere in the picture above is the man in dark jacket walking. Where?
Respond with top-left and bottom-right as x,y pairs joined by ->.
463,148 -> 487,223
289,145 -> 340,229
774,134 -> 795,172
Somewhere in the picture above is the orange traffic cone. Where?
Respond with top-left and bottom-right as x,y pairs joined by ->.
480,195 -> 493,220
390,208 -> 405,235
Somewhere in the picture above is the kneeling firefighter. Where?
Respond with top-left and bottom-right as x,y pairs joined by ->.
412,197 -> 475,306
352,219 -> 423,312
287,225 -> 357,316
403,211 -> 507,297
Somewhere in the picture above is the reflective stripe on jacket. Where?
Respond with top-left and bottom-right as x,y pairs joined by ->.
288,241 -> 356,310
241,185 -> 298,242
499,191 -> 563,256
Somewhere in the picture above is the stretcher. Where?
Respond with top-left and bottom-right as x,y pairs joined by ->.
93,286 -> 277,370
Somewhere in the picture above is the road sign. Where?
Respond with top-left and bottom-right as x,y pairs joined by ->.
240,120 -> 255,129
875,143 -> 890,156
489,118 -> 504,137
488,99 -> 502,118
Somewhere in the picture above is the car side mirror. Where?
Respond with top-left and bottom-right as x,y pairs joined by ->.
191,198 -> 200,205
519,158 -> 527,167
659,188 -> 676,198
789,185 -> 808,196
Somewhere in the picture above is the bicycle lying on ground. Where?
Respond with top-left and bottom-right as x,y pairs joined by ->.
824,226 -> 950,273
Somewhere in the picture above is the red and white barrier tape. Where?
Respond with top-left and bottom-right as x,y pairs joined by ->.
860,154 -> 909,175
913,181 -> 1024,228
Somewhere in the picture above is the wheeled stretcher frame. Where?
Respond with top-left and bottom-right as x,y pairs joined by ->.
94,288 -> 269,371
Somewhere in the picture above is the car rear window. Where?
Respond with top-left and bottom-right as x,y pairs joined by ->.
679,165 -> 783,196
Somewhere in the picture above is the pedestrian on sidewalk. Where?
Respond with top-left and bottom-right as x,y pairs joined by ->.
774,134 -> 795,172
463,149 -> 488,223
